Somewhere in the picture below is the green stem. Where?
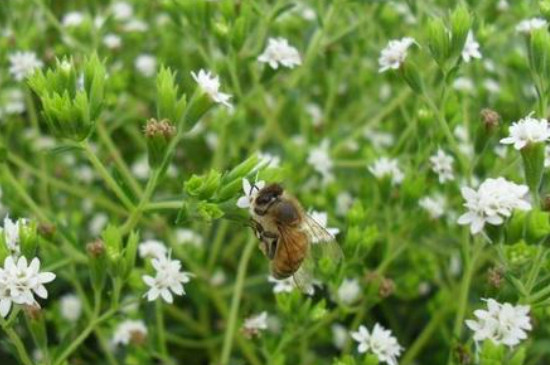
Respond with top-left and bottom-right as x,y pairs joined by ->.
96,122 -> 144,198
145,201 -> 182,211
401,307 -> 449,365
80,140 -> 135,210
0,317 -> 34,365
156,300 -> 167,357
220,237 -> 256,365
120,168 -> 160,234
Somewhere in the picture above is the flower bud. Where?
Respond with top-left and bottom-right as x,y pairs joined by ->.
487,267 -> 503,289
144,118 -> 176,169
86,239 -> 107,292
480,108 -> 500,132
378,277 -> 395,298
529,28 -> 550,78
196,201 -> 224,222
399,61 -> 424,94
156,66 -> 187,128
475,108 -> 500,153
427,18 -> 450,67
86,239 -> 105,258
23,304 -> 48,356
542,195 -> 550,211
184,170 -> 222,200
37,222 -> 56,239
450,4 -> 472,59
123,231 -> 139,280
505,240 -> 537,267
526,209 -> 550,243
520,142 -> 545,197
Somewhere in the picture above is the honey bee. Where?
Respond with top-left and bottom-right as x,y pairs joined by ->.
248,183 -> 343,291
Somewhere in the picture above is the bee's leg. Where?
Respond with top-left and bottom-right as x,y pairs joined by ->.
263,231 -> 278,260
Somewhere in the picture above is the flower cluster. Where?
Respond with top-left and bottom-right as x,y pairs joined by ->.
458,177 -> 531,234
429,149 -> 455,183
351,323 -> 403,365
142,254 -> 193,303
369,157 -> 404,185
0,256 -> 55,317
258,38 -> 302,69
466,299 -> 532,347
378,37 -> 415,73
500,113 -> 550,150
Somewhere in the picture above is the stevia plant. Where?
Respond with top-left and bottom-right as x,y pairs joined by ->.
2,0 -> 550,364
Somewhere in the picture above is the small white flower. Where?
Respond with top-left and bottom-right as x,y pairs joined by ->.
368,157 -> 404,185
497,0 -> 509,11
135,54 -> 156,77
191,69 -> 233,109
111,1 -> 133,21
458,177 -> 531,234
258,152 -> 281,168
309,210 -> 339,238
175,229 -> 203,248
516,17 -> 548,34
419,195 -> 445,219
429,149 -> 455,183
242,311 -> 268,337
138,240 -> 168,260
62,12 -> 85,27
112,320 -> 147,346
236,178 -> 266,209
378,37 -> 415,73
332,323 -> 349,350
142,255 -> 192,303
363,129 -> 395,149
60,294 -> 82,322
89,213 -> 108,236
258,37 -> 301,69
8,51 -> 43,81
209,269 -> 226,286
351,323 -> 404,365
123,18 -> 148,32
337,278 -> 361,305
466,299 -> 532,347
483,79 -> 500,94
494,145 -> 508,159
500,112 -> 550,150
132,155 -> 150,180
306,103 -> 323,127
336,192 -> 354,217
462,31 -> 482,63
103,33 -> 122,49
307,140 -> 334,184
1,216 -> 27,257
0,88 -> 26,117
268,275 -> 295,294
0,256 -> 56,317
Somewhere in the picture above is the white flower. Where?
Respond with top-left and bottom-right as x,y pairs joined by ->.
429,149 -> 455,183
175,229 -> 203,248
378,37 -> 415,73
363,129 -> 395,149
500,112 -> 550,150
336,192 -> 354,216
0,256 -> 56,317
138,240 -> 167,259
191,69 -> 233,109
516,18 -> 548,34
103,33 -> 122,49
123,18 -> 148,32
8,51 -> 43,81
306,103 -> 323,127
332,323 -> 349,350
457,177 -> 532,234
135,54 -> 156,77
307,140 -> 334,184
351,323 -> 404,365
209,269 -> 226,286
309,210 -> 339,238
268,275 -> 295,294
419,195 -> 445,219
111,1 -> 133,21
131,155 -> 150,179
337,278 -> 361,305
142,255 -> 192,303
60,294 -> 82,322
89,213 -> 108,236
483,79 -> 500,94
0,88 -> 25,117
497,0 -> 509,11
368,157 -> 404,185
236,178 -> 265,209
62,12 -> 85,27
112,320 -> 147,346
1,216 -> 27,257
242,311 -> 268,337
258,38 -> 301,69
258,152 -> 281,168
466,299 -> 532,347
462,31 -> 482,63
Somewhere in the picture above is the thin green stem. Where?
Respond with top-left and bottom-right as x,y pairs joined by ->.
0,317 -> 34,365
156,300 -> 167,358
96,122 -> 144,198
220,237 -> 256,365
120,168 -> 160,234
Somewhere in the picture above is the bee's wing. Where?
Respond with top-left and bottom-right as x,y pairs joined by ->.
301,214 -> 343,263
293,263 -> 315,295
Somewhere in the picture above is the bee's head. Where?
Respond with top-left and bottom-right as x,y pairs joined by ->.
254,184 -> 283,210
